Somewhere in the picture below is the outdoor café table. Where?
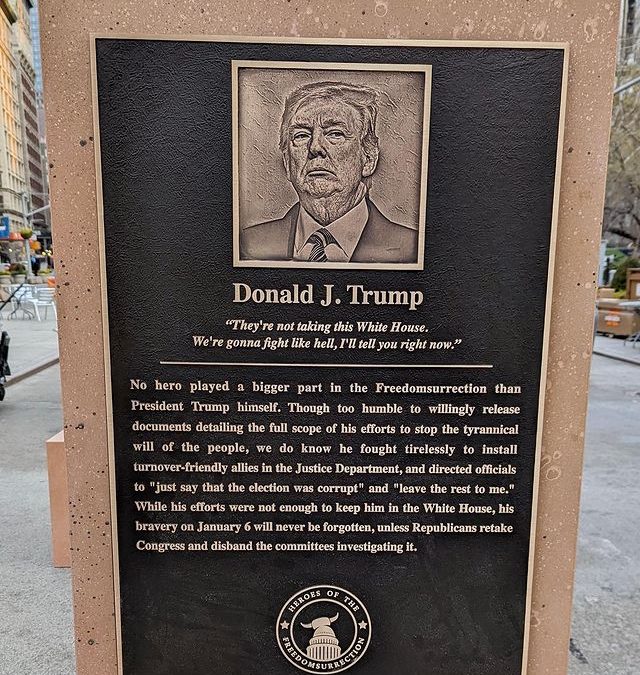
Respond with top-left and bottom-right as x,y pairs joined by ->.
5,283 -> 36,320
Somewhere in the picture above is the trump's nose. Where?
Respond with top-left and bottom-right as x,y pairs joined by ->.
308,128 -> 328,158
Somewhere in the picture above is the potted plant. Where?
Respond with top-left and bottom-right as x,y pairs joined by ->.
19,227 -> 33,241
37,269 -> 51,284
0,270 -> 11,286
9,262 -> 26,284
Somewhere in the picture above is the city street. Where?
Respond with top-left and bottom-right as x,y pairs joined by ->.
0,354 -> 637,674
569,355 -> 640,675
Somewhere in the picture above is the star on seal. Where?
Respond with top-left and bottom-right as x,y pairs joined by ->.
358,621 -> 368,630
280,621 -> 290,630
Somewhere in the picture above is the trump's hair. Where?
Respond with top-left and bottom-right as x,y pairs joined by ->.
279,81 -> 381,176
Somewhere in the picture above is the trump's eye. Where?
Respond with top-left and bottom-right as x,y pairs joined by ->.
291,130 -> 312,145
325,129 -> 346,141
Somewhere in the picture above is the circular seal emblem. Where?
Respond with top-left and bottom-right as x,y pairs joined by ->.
276,585 -> 372,673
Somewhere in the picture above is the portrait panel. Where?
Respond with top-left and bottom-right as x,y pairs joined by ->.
233,61 -> 431,269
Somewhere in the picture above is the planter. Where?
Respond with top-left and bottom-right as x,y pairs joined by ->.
11,274 -> 26,284
0,276 -> 10,286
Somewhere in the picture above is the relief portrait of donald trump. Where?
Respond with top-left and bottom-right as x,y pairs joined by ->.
239,81 -> 419,265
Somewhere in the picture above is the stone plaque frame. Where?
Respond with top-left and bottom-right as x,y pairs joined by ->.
39,2 -> 619,675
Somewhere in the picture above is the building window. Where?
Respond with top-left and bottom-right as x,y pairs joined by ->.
626,0 -> 637,61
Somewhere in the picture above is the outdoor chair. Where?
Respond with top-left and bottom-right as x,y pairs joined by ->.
30,287 -> 57,321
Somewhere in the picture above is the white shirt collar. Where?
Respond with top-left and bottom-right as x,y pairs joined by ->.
294,197 -> 369,262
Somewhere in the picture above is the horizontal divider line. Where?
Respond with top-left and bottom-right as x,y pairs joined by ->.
160,361 -> 493,369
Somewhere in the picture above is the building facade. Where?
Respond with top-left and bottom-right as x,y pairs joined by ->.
27,0 -> 50,245
14,0 -> 48,237
620,0 -> 640,64
0,0 -> 50,262
0,0 -> 28,244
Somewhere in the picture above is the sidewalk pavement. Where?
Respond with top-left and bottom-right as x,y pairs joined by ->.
0,310 -> 59,379
0,365 -> 74,675
569,354 -> 640,675
593,334 -> 640,366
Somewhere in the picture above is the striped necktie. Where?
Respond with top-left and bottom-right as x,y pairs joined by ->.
307,228 -> 338,262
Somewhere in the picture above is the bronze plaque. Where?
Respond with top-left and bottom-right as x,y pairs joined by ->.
91,36 -> 569,674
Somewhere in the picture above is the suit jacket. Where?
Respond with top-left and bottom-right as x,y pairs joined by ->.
240,199 -> 418,264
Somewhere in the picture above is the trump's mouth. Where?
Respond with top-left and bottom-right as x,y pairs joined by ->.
306,169 -> 336,178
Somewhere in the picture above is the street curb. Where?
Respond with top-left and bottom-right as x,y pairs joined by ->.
592,349 -> 640,367
5,355 -> 60,387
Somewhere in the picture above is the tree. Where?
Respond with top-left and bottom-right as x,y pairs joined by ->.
604,64 -> 640,252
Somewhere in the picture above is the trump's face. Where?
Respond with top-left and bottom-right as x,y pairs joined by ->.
283,98 -> 376,203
